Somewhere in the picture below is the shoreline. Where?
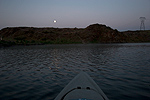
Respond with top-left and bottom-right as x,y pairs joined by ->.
1,40 -> 150,48
1,24 -> 150,47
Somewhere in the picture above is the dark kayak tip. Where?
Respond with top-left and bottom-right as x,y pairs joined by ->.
55,72 -> 109,100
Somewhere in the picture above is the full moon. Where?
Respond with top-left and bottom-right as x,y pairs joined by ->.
53,20 -> 57,23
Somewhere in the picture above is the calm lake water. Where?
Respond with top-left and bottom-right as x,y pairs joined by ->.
0,43 -> 150,100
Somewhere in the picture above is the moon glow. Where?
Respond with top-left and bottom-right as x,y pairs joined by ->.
53,20 -> 57,23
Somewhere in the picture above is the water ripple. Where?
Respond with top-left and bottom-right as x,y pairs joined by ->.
0,43 -> 150,100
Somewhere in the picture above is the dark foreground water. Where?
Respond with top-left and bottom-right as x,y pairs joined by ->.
0,43 -> 150,100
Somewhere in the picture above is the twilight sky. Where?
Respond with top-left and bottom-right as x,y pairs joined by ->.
0,0 -> 150,31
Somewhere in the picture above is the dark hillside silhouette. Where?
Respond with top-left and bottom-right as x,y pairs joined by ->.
0,24 -> 150,46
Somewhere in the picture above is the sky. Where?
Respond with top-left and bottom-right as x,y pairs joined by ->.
0,0 -> 150,31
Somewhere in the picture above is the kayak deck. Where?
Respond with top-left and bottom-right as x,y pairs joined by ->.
55,72 -> 109,100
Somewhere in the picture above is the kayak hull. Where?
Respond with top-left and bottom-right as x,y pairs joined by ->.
55,72 -> 109,100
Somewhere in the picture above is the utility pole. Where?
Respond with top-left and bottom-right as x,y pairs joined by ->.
140,17 -> 146,30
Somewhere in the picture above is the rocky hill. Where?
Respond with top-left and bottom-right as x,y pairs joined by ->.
121,30 -> 150,43
0,24 -> 150,46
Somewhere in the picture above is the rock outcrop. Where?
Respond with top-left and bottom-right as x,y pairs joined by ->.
0,24 -> 150,46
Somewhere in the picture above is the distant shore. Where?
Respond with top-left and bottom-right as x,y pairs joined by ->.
0,24 -> 150,47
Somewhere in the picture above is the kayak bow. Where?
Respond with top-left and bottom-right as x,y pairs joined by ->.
55,72 -> 109,100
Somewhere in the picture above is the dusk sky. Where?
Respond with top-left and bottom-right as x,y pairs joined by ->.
0,0 -> 150,31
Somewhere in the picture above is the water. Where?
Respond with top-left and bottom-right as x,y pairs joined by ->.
0,43 -> 150,100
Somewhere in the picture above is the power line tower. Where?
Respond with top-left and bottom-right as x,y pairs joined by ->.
140,17 -> 146,30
